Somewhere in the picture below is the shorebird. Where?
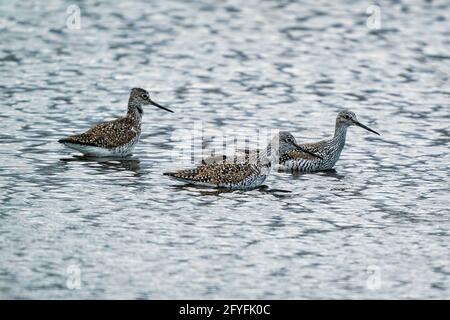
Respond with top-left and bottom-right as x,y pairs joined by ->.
164,131 -> 322,190
58,88 -> 173,157
279,110 -> 380,172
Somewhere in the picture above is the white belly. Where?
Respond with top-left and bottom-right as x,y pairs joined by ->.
63,139 -> 139,157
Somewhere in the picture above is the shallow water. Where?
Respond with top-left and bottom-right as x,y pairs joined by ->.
0,0 -> 449,299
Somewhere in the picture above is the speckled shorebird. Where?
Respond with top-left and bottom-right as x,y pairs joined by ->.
58,88 -> 173,157
279,110 -> 380,172
164,131 -> 322,190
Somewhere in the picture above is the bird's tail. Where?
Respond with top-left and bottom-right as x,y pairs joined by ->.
58,138 -> 71,144
163,170 -> 199,183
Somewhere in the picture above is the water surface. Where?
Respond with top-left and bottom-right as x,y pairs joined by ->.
0,0 -> 449,299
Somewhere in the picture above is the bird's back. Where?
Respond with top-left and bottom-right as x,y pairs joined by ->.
165,162 -> 266,190
280,138 -> 338,172
59,116 -> 141,149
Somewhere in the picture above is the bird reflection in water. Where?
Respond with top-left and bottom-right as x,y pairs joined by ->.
287,168 -> 346,180
59,155 -> 142,176
169,183 -> 291,197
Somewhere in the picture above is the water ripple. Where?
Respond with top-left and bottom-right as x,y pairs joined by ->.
0,0 -> 449,299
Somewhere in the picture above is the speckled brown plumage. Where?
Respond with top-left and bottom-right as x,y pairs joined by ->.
279,110 -> 380,172
201,142 -> 323,166
164,163 -> 260,188
59,117 -> 141,149
59,87 -> 172,157
200,153 -> 257,165
165,132 -> 322,190
280,141 -> 327,162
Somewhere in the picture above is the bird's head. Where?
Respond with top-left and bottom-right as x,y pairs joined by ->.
274,131 -> 323,159
336,109 -> 379,135
128,88 -> 173,114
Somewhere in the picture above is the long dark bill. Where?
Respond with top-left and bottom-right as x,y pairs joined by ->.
353,120 -> 380,135
294,143 -> 323,160
150,99 -> 174,113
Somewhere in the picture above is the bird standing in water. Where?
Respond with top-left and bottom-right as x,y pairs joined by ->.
279,110 -> 380,172
164,131 -> 322,190
58,88 -> 173,157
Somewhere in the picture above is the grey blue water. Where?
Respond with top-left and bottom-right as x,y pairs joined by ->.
0,0 -> 449,299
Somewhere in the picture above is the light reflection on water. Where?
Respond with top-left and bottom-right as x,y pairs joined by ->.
0,0 -> 449,299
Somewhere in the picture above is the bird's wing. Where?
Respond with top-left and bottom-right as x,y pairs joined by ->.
201,154 -> 230,165
60,118 -> 139,148
281,141 -> 326,162
200,149 -> 262,165
165,163 -> 255,185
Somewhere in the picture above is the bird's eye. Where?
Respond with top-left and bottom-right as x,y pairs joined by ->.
142,93 -> 149,99
286,138 -> 292,143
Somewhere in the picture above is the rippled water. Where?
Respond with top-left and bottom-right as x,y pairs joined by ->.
1,0 -> 449,299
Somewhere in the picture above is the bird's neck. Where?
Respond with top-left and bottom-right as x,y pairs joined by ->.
332,121 -> 348,149
127,102 -> 143,123
259,143 -> 279,164
238,143 -> 277,165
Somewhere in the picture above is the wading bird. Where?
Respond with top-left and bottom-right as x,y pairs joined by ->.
164,131 -> 322,190
279,110 -> 380,172
58,88 -> 173,157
